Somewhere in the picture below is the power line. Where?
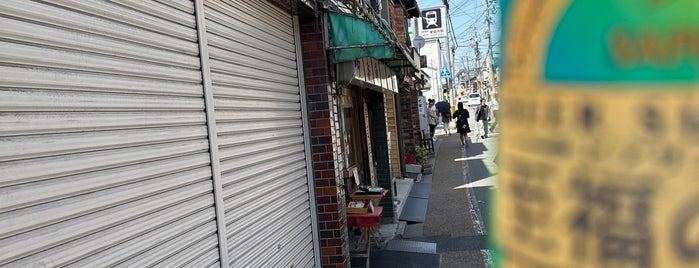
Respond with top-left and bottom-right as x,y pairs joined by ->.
421,0 -> 500,73
454,10 -> 486,39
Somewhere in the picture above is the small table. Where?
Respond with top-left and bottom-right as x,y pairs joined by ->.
350,189 -> 388,248
347,206 -> 383,267
350,189 -> 389,207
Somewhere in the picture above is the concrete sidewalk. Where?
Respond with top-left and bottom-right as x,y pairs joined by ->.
417,128 -> 488,268
361,118 -> 499,267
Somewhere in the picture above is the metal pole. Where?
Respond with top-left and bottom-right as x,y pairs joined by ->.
443,1 -> 455,108
485,0 -> 496,100
473,28 -> 482,97
465,55 -> 472,92
327,42 -> 391,50
445,38 -> 453,104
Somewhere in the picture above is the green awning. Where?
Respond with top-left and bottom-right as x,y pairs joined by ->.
328,11 -> 395,63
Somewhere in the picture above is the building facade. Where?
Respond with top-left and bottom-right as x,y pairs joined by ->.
300,0 -> 424,266
0,0 -> 424,267
0,1 -> 323,267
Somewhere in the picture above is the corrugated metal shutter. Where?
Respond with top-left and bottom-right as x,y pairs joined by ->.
0,1 -> 221,267
202,0 -> 317,267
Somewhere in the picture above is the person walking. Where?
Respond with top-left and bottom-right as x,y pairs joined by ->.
427,99 -> 438,138
452,102 -> 471,146
475,98 -> 490,139
435,100 -> 452,136
489,95 -> 500,132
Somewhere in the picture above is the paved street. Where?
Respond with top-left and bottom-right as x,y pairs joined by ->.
432,110 -> 499,268
390,110 -> 499,268
461,110 -> 499,239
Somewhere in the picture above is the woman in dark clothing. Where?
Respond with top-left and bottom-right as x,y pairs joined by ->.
452,102 -> 471,146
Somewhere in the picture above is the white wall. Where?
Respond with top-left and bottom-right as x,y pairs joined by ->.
420,39 -> 442,100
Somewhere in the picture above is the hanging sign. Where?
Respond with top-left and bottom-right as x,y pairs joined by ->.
495,1 -> 699,268
418,6 -> 447,39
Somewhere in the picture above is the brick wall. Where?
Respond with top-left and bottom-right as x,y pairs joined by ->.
389,4 -> 407,47
389,3 -> 421,166
299,16 -> 349,268
399,82 -> 421,160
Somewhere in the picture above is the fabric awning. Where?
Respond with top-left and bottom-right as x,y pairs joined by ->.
328,11 -> 395,63
327,11 -> 421,76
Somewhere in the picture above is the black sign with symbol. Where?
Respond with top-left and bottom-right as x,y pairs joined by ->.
421,9 -> 442,30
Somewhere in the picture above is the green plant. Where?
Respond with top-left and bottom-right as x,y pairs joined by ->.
414,146 -> 428,165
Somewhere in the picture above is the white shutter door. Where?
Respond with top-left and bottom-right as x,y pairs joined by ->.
203,0 -> 317,267
0,1 -> 221,267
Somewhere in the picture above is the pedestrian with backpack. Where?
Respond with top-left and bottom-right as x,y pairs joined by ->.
452,102 -> 471,146
475,98 -> 490,139
435,100 -> 452,136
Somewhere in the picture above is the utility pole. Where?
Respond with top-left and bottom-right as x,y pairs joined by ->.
443,0 -> 454,107
472,27 -> 481,97
465,55 -> 472,92
445,37 -> 452,102
485,0 -> 496,100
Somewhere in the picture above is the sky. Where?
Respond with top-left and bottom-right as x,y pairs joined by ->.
415,0 -> 501,75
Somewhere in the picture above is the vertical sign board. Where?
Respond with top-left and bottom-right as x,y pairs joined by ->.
418,96 -> 426,115
496,1 -> 699,268
418,6 -> 447,39
418,96 -> 428,136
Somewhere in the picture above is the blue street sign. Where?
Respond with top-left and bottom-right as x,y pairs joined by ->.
440,67 -> 451,78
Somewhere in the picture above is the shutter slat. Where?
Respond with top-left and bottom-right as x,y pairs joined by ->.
0,1 -> 222,266
0,0 -> 198,54
205,1 -> 316,266
0,41 -> 201,82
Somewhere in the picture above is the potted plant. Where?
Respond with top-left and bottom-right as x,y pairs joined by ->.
414,146 -> 432,174
414,146 -> 428,166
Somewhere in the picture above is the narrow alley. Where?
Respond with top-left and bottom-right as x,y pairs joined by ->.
2,1 -> 696,268
362,112 -> 499,268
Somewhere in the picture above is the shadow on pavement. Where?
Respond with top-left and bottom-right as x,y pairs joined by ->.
471,187 -> 493,233
465,138 -> 497,236
465,141 -> 488,156
466,158 -> 493,182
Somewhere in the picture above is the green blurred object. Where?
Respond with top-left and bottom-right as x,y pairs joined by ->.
328,11 -> 395,63
545,0 -> 699,82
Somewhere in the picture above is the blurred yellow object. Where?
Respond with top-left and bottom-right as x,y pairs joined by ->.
495,1 -> 699,268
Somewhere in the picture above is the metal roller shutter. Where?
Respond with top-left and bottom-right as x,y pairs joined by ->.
202,0 -> 317,267
0,0 -> 220,267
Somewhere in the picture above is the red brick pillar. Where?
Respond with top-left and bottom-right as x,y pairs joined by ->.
399,82 -> 421,159
299,16 -> 349,268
